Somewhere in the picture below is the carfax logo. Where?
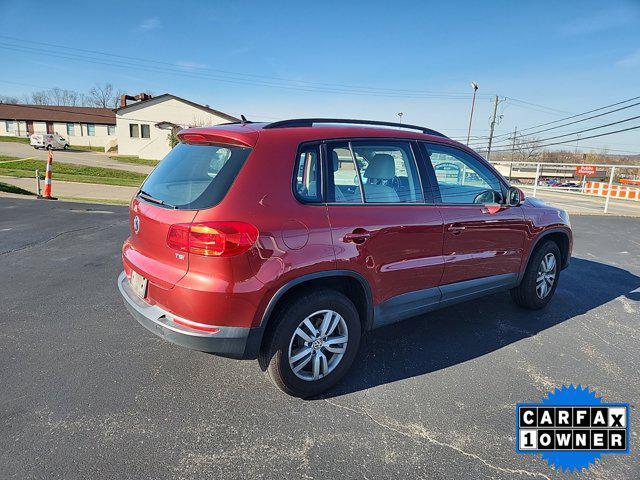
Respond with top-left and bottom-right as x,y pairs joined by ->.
516,385 -> 630,472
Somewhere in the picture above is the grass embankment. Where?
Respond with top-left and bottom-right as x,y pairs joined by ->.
0,135 -> 29,144
109,155 -> 159,167
0,156 -> 146,187
0,181 -> 35,195
70,145 -> 105,152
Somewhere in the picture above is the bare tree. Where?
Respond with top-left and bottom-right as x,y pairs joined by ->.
87,83 -> 123,108
513,136 -> 542,162
24,88 -> 81,106
0,94 -> 21,104
49,87 -> 81,106
29,90 -> 52,105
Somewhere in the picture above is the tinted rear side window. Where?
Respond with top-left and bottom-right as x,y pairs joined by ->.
140,143 -> 251,209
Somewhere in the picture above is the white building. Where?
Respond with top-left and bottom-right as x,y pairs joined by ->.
115,93 -> 239,160
0,103 -> 116,150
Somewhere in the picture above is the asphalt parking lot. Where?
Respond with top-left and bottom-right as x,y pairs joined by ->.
1,197 -> 639,479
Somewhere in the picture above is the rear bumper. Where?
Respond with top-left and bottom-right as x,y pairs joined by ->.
117,271 -> 262,359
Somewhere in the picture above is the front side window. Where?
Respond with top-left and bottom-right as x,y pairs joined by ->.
86,123 -> 95,136
129,123 -> 139,138
423,143 -> 503,204
107,125 -> 116,136
294,144 -> 321,202
141,124 -> 150,139
66,123 -> 74,136
328,141 -> 424,204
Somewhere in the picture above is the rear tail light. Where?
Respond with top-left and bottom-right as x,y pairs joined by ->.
167,221 -> 258,257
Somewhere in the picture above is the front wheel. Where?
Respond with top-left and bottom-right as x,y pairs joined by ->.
260,289 -> 361,398
511,240 -> 561,309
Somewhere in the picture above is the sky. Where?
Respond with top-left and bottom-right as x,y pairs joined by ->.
1,0 -> 639,154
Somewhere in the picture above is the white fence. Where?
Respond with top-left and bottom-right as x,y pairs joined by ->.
491,161 -> 640,215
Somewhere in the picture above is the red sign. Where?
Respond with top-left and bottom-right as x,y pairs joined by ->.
575,165 -> 597,176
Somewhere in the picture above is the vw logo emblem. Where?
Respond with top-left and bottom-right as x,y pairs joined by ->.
133,215 -> 140,234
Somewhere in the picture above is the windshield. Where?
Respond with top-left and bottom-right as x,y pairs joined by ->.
140,142 -> 251,209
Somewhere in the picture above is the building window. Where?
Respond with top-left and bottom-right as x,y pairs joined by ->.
86,124 -> 95,136
130,123 -> 139,138
5,120 -> 13,133
141,124 -> 150,139
66,123 -> 74,136
107,125 -> 116,136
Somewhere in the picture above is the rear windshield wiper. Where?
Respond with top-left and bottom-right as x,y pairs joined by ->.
138,190 -> 177,209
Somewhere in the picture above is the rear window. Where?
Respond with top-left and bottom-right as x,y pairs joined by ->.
139,143 -> 251,210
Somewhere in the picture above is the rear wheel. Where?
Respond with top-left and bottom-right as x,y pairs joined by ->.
511,240 -> 561,309
260,289 -> 361,398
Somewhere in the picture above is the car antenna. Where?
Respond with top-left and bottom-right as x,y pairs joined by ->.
240,114 -> 248,125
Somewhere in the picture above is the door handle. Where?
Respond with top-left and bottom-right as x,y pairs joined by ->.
447,225 -> 466,235
344,229 -> 371,244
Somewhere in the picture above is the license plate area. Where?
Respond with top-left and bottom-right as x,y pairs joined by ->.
130,270 -> 148,299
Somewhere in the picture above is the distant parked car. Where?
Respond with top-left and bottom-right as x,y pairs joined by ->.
30,133 -> 69,150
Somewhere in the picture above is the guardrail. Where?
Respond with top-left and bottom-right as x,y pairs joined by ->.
491,161 -> 640,215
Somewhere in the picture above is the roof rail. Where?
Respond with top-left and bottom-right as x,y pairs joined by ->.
262,118 -> 448,138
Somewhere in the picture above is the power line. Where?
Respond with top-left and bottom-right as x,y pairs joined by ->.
466,95 -> 640,144
473,100 -> 640,148
0,35 -> 490,97
488,124 -> 640,153
0,41 -> 490,101
469,106 -> 640,150
504,96 -> 573,115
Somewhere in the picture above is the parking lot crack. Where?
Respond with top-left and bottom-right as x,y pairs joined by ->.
0,222 -> 124,256
323,399 -> 550,480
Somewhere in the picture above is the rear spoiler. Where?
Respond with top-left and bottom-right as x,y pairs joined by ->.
178,127 -> 258,148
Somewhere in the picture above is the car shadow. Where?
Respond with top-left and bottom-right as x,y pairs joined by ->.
318,257 -> 640,399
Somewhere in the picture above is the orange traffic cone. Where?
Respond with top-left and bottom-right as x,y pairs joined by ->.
39,149 -> 57,200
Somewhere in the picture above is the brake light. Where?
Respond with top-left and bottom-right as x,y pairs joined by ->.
167,221 -> 259,257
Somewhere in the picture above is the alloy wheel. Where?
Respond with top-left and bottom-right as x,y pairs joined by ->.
536,252 -> 557,299
288,309 -> 348,381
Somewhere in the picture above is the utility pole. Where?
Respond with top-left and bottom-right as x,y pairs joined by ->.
466,82 -> 478,145
486,95 -> 500,161
509,126 -> 517,182
397,112 -> 403,124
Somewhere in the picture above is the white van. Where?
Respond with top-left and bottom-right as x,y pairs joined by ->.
30,133 -> 69,150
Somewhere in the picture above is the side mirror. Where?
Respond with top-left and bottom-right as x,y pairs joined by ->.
508,186 -> 525,207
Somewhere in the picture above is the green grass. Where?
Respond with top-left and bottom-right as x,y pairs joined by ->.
0,156 -> 146,187
0,135 -> 29,144
109,155 -> 159,167
70,145 -> 104,152
0,181 -> 35,195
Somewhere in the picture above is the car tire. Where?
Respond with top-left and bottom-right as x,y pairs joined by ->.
511,240 -> 561,310
260,288 -> 361,398
64,144 -> 69,150
46,144 -> 52,150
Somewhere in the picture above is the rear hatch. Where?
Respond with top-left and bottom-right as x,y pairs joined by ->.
30,134 -> 43,146
124,142 -> 252,288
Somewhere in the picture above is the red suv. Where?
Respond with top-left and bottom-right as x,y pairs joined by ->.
118,118 -> 572,397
